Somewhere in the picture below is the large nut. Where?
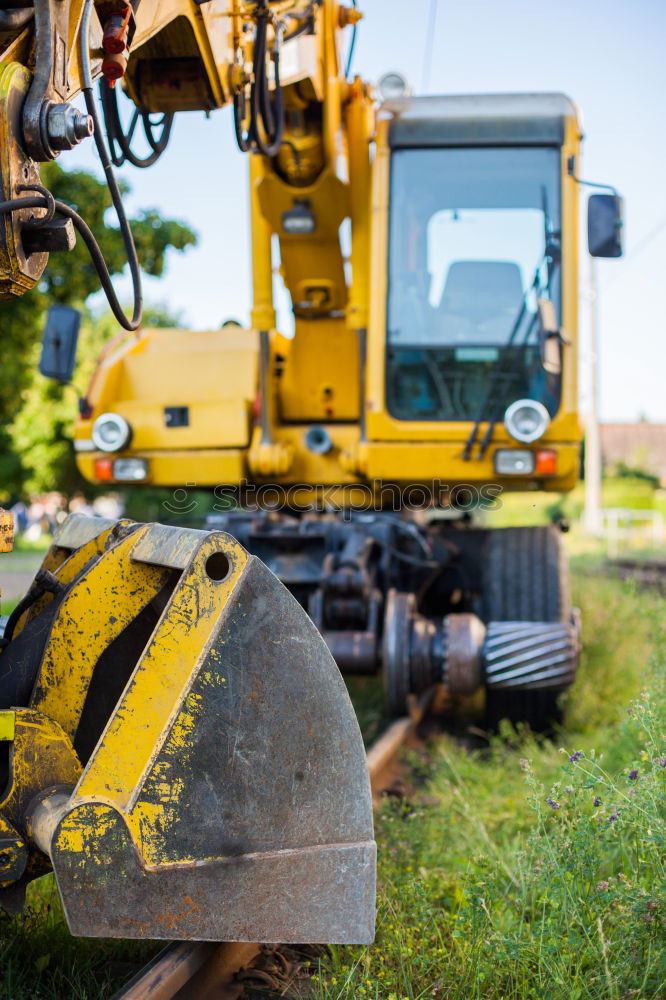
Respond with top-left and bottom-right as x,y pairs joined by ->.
46,103 -> 94,152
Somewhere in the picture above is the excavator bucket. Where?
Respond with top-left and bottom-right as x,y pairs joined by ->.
0,515 -> 375,943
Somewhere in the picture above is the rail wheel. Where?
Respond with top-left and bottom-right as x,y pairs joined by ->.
382,589 -> 415,717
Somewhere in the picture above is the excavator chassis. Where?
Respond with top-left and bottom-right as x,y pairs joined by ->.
204,511 -> 581,725
0,514 -> 375,942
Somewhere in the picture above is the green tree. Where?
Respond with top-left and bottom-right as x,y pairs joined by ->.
0,161 -> 196,500
10,304 -> 184,497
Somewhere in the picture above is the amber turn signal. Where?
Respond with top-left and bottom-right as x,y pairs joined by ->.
535,450 -> 558,476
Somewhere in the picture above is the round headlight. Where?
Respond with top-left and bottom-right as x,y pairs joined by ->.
377,71 -> 412,101
92,412 -> 132,453
504,399 -> 550,444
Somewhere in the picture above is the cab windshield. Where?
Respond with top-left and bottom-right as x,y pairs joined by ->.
386,145 -> 562,422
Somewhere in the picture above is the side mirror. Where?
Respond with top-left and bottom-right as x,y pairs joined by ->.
39,305 -> 81,383
588,193 -> 624,258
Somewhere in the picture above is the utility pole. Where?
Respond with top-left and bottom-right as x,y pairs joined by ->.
584,255 -> 603,535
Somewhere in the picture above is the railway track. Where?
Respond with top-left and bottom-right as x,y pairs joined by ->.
111,693 -> 431,1000
605,557 -> 666,590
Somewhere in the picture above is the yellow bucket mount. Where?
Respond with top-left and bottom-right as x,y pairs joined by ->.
0,515 -> 375,943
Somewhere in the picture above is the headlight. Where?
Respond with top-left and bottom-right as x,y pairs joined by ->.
504,399 -> 550,444
113,458 -> 148,481
494,449 -> 535,475
377,71 -> 411,100
91,412 -> 132,452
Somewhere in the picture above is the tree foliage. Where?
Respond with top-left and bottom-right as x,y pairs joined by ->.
0,161 -> 196,500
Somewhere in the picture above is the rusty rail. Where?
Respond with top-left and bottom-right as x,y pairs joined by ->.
366,692 -> 431,798
110,942 -> 261,1000
605,557 -> 666,591
112,693 -> 431,1000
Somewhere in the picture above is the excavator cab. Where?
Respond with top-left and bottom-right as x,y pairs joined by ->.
363,93 -> 583,489
386,142 -> 562,421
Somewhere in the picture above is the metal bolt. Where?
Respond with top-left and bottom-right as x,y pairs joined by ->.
46,102 -> 94,152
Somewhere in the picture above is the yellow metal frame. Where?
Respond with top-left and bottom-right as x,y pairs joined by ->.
60,4 -> 585,499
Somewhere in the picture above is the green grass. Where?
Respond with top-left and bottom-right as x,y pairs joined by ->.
0,877 -> 160,998
310,567 -> 666,1000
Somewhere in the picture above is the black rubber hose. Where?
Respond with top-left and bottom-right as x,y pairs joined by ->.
249,11 -> 273,153
142,111 -> 173,154
257,22 -> 275,137
232,1 -> 284,158
262,50 -> 285,151
80,0 -> 142,329
254,28 -> 285,156
233,89 -> 252,152
100,78 -> 173,168
0,193 -> 142,331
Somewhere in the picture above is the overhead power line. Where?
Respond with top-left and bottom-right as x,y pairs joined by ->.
421,0 -> 439,94
601,212 -> 666,289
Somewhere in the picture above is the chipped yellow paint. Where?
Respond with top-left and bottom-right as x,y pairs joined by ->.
127,682 -> 206,865
0,709 -> 81,865
0,812 -> 25,887
31,527 -> 169,740
0,710 -> 15,741
53,817 -> 85,856
0,509 -> 13,554
76,533 -> 248,820
55,803 -> 119,857
13,525 -> 120,641
41,524 -> 117,579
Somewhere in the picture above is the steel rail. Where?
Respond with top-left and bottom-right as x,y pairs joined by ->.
111,691 -> 433,1000
604,558 -> 666,590
366,691 -> 431,798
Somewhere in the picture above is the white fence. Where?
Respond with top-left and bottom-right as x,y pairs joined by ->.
602,507 -> 665,557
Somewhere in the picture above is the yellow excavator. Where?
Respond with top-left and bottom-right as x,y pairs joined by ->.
0,0 -> 621,945
69,3 -> 623,727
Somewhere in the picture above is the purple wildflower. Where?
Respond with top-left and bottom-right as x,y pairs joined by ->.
569,750 -> 584,763
593,796 -> 601,807
546,798 -> 560,810
653,757 -> 666,768
629,769 -> 639,781
609,812 -> 619,823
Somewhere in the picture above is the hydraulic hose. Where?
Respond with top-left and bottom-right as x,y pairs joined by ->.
99,77 -> 174,169
0,193 -> 140,331
232,0 -> 285,157
79,0 -> 143,329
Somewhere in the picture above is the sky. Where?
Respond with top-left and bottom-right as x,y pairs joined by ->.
65,0 -> 666,422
